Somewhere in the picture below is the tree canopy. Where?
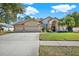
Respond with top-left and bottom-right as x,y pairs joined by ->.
64,16 -> 75,27
0,3 -> 24,23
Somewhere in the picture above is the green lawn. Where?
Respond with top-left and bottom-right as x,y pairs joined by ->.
39,46 -> 79,56
40,32 -> 79,41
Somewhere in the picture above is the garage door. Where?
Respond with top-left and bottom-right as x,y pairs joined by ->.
24,22 -> 42,32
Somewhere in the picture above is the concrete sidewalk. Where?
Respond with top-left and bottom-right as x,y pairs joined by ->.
40,41 -> 79,46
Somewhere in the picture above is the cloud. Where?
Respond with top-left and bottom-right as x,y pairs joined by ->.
51,10 -> 55,13
24,6 -> 39,15
71,5 -> 76,8
51,4 -> 76,13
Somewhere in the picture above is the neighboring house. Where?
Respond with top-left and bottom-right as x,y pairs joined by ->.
73,27 -> 79,32
0,23 -> 14,32
14,19 -> 42,32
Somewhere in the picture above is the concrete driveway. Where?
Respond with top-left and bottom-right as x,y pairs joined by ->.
0,33 -> 39,56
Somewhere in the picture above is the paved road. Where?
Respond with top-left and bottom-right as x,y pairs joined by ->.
0,33 -> 39,56
40,41 -> 79,46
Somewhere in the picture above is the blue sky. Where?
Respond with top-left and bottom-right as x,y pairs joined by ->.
23,3 -> 79,19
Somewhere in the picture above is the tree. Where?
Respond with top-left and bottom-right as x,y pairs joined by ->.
58,19 -> 65,26
64,16 -> 75,32
0,7 -> 5,23
0,3 -> 24,23
71,12 -> 79,27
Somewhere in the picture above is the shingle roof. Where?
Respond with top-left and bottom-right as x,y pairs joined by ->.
14,19 -> 40,25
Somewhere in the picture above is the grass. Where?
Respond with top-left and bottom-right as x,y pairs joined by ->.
39,46 -> 79,56
40,32 -> 79,41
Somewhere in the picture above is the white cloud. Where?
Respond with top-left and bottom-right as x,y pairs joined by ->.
51,10 -> 55,13
71,5 -> 76,8
51,4 -> 76,13
24,6 -> 39,15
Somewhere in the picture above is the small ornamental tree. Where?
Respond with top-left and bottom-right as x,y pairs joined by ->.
64,16 -> 75,32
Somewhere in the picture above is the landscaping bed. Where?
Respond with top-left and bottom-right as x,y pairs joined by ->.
39,46 -> 79,56
40,32 -> 79,41
0,32 -> 8,35
0,31 -> 14,36
0,30 -> 6,35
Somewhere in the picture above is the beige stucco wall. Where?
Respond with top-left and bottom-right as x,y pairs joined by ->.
47,19 -> 59,32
